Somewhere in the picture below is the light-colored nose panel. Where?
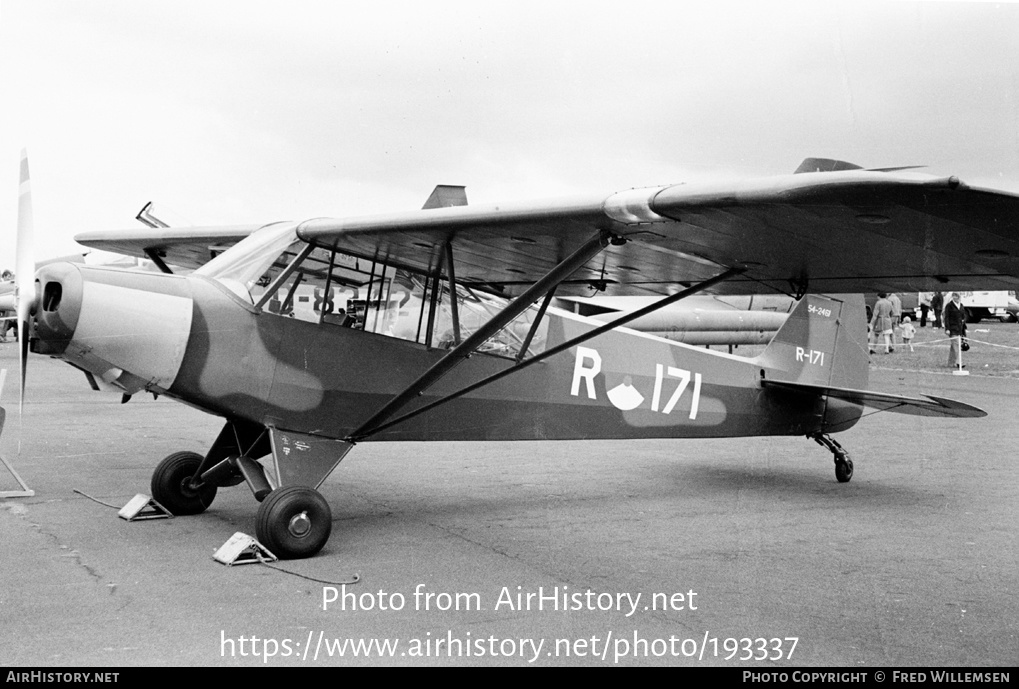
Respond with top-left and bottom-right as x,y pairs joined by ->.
71,281 -> 193,390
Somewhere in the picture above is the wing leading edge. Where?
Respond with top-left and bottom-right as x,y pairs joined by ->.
761,380 -> 987,418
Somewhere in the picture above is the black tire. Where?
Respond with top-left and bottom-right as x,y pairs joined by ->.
255,486 -> 332,559
835,456 -> 854,483
151,451 -> 217,515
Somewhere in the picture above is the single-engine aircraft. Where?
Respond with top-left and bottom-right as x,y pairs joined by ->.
12,155 -> 1018,559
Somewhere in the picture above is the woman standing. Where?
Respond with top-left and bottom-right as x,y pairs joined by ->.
870,293 -> 895,354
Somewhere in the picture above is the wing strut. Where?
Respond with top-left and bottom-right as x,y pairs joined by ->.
254,243 -> 317,310
424,249 -> 445,347
444,240 -> 461,345
143,248 -> 174,274
349,230 -> 613,440
348,263 -> 745,442
516,287 -> 556,363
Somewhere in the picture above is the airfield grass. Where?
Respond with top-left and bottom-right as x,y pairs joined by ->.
870,319 -> 1019,376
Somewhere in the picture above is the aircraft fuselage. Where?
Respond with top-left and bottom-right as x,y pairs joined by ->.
32,263 -> 865,443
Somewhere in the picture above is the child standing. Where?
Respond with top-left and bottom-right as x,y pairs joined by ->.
901,316 -> 917,352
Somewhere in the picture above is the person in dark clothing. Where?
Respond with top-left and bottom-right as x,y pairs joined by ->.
930,291 -> 944,328
944,292 -> 968,368
919,292 -> 931,327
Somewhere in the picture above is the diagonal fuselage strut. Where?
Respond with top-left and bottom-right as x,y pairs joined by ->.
347,231 -> 744,442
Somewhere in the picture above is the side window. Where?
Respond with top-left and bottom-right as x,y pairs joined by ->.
255,244 -> 549,359
254,247 -> 424,338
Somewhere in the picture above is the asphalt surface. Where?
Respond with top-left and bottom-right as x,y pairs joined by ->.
0,343 -> 1015,667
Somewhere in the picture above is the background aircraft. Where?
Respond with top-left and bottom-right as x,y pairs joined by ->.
10,157 -> 1015,559
559,294 -> 795,347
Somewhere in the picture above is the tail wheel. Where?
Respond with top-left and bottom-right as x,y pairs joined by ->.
151,451 -> 217,515
255,486 -> 332,559
835,455 -> 854,483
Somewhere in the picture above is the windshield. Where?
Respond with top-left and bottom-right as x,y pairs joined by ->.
195,222 -> 301,291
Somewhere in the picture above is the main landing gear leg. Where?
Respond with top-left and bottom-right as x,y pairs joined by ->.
253,429 -> 353,559
149,422 -> 349,560
150,419 -> 268,514
809,432 -> 854,483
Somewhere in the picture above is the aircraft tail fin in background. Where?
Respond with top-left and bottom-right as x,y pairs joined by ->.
755,293 -> 870,391
421,185 -> 468,209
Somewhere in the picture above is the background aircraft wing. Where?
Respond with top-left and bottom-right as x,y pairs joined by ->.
761,380 -> 987,418
75,162 -> 1019,295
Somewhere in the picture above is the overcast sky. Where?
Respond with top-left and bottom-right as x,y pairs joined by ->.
1,0 -> 1018,265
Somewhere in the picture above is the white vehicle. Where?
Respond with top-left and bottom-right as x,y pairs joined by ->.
955,291 -> 1018,323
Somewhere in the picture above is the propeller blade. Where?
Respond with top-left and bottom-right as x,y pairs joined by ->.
16,149 -> 35,416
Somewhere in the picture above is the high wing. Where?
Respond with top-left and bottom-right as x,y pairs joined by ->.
71,186 -> 468,272
75,225 -> 262,271
75,161 -> 1019,296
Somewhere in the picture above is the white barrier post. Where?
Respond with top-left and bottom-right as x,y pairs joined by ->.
0,367 -> 35,497
952,335 -> 969,376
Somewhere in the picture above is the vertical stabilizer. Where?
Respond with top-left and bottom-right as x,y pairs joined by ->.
421,185 -> 468,209
756,294 -> 870,390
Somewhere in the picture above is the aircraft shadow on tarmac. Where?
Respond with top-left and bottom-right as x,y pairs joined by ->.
673,463 -> 945,503
168,451 -> 944,554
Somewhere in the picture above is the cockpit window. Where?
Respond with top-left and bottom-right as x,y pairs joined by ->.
250,242 -> 548,360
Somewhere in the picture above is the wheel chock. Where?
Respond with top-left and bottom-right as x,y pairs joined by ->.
118,493 -> 173,521
213,532 -> 278,566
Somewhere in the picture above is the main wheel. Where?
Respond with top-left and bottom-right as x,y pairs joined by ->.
835,456 -> 854,483
255,486 -> 332,559
151,451 -> 217,515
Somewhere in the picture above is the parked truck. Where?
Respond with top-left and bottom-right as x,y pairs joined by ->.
956,291 -> 1019,323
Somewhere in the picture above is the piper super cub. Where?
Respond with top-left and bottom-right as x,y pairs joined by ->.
16,156 -> 1016,558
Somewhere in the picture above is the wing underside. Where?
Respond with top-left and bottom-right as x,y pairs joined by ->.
293,170 -> 1019,296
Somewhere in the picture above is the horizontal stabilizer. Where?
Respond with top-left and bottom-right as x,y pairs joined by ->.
794,158 -> 926,175
867,165 -> 927,172
761,380 -> 986,418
